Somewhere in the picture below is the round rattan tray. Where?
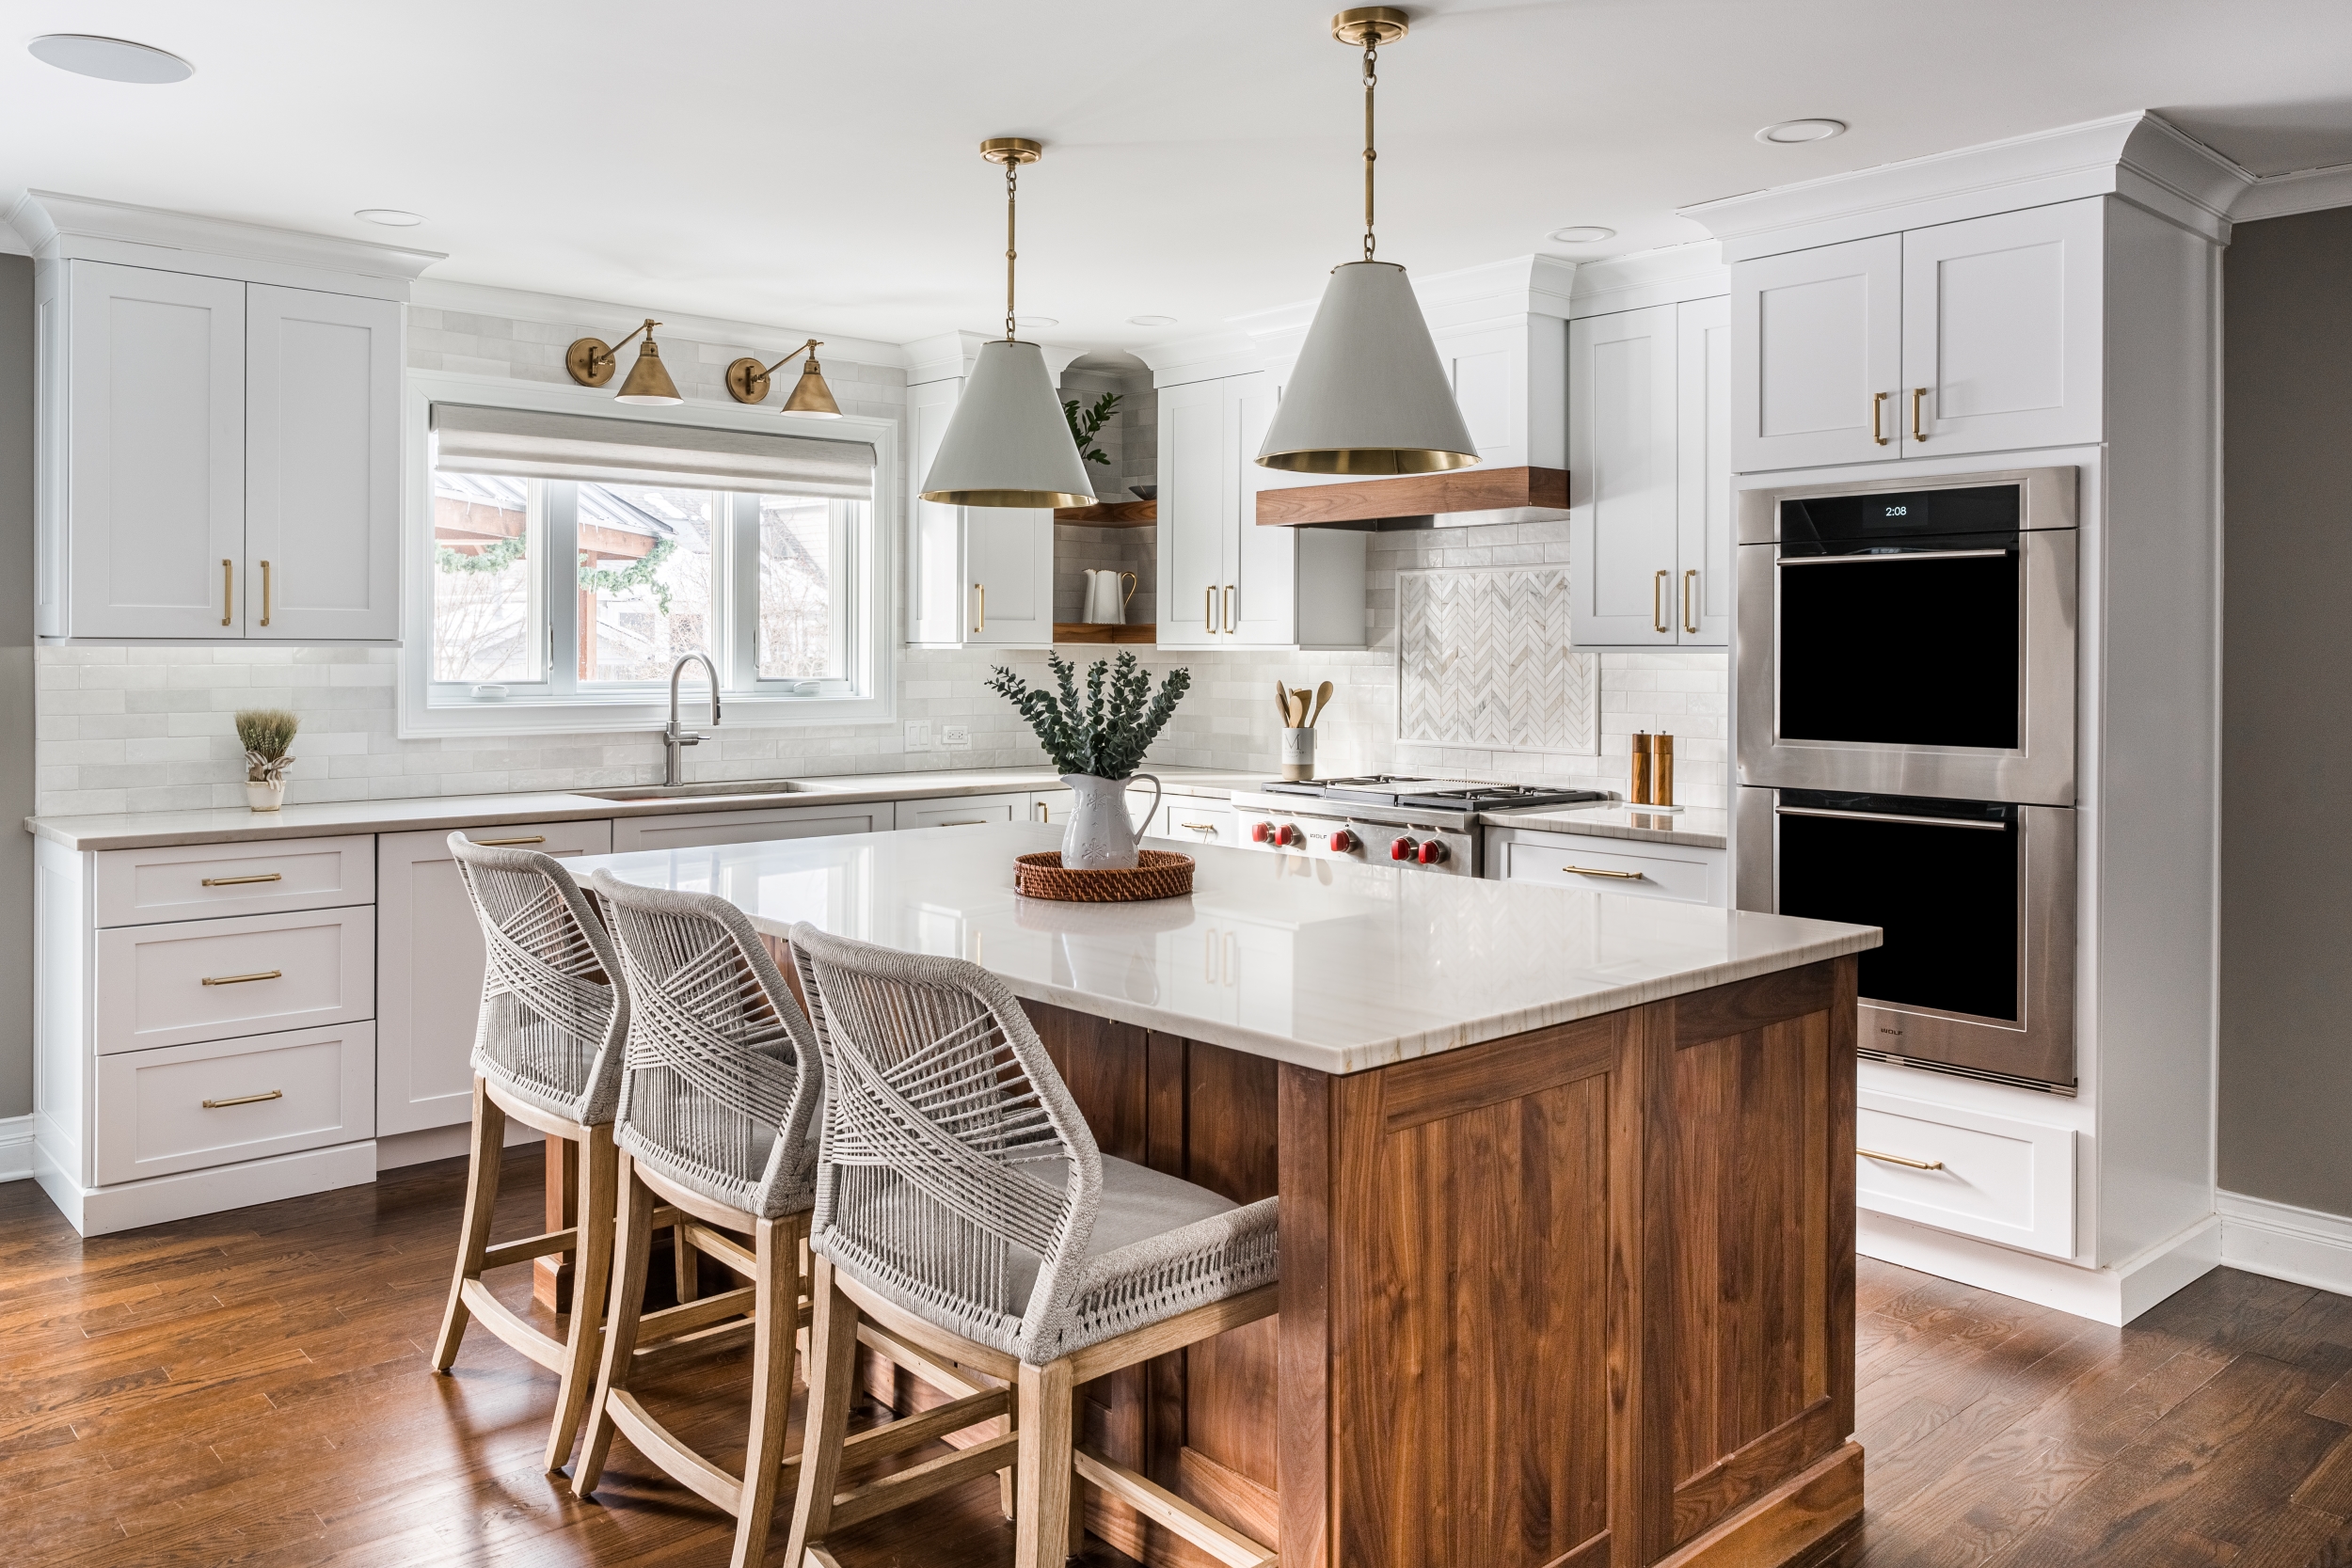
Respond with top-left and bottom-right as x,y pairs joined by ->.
1013,849 -> 1195,903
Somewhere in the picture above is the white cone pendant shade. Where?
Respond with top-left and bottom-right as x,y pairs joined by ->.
1256,261 -> 1479,475
919,338 -> 1097,508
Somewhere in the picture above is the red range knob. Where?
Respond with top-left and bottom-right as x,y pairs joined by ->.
1391,836 -> 1417,862
1417,839 -> 1449,865
1328,830 -> 1358,853
1250,821 -> 1274,843
1276,823 -> 1302,847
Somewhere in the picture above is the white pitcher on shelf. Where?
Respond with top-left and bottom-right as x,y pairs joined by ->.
1082,568 -> 1137,625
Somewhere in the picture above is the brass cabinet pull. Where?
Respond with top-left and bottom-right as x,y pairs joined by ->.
1652,569 -> 1669,634
1563,863 -> 1645,879
935,818 -> 988,827
202,1088 -> 283,1110
200,872 -> 283,887
1179,820 -> 1218,835
1870,390 -> 1890,446
200,969 -> 282,987
1682,568 -> 1699,635
972,582 -> 985,635
259,560 -> 272,627
221,559 -> 233,626
1223,584 -> 1235,633
1033,801 -> 1049,822
1910,387 -> 1929,442
1860,1148 -> 1946,1171
1205,587 -> 1216,632
469,834 -> 547,847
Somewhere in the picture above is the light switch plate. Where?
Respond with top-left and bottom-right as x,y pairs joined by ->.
940,724 -> 972,751
904,721 -> 932,752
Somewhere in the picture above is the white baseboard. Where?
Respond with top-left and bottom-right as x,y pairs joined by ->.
36,1138 -> 378,1237
1858,1209 -> 2220,1325
2218,1190 -> 2352,1297
375,1117 -> 539,1173
0,1115 -> 32,1183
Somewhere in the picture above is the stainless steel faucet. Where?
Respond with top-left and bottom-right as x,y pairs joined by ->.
662,652 -> 721,786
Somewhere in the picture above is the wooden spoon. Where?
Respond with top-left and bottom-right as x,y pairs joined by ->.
1308,680 -> 1333,727
1291,688 -> 1312,728
1276,680 -> 1298,726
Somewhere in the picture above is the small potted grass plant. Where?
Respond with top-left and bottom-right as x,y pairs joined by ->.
988,651 -> 1189,869
236,708 -> 299,812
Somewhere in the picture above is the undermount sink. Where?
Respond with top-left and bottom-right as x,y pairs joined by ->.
579,779 -> 827,803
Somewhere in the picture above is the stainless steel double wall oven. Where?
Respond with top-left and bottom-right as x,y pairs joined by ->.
1734,467 -> 2079,1088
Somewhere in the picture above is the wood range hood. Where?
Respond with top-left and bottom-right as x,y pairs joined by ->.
1255,465 -> 1568,530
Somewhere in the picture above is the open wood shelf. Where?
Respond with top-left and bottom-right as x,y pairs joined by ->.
1052,622 -> 1155,644
1053,500 -> 1157,527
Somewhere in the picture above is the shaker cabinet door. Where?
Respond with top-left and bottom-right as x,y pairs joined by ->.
964,505 -> 1056,647
65,262 -> 247,640
1900,198 -> 2105,457
1675,296 -> 1732,646
1227,372 -> 1295,645
1570,305 -> 1681,646
1157,376 -> 1230,648
1730,234 -> 1902,473
245,285 -> 404,641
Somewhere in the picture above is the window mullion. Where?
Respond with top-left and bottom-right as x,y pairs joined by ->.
728,491 -> 760,689
544,481 -> 580,700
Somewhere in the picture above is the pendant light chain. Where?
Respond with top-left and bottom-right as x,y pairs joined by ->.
1005,155 -> 1020,341
1361,31 -> 1379,261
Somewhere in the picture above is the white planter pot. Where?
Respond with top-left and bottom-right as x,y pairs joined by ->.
1057,771 -> 1163,871
246,779 -> 286,813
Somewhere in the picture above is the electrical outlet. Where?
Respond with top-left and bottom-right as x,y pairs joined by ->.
940,724 -> 973,752
904,721 -> 931,752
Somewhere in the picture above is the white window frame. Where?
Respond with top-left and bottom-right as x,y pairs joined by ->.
400,370 -> 898,737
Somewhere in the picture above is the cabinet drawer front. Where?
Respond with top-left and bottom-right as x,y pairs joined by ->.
608,804 -> 892,853
1855,1089 -> 2075,1258
1157,801 -> 1236,847
897,793 -> 1029,832
94,834 -> 375,927
96,1023 -> 373,1186
95,907 -> 375,1054
1500,837 -> 1716,903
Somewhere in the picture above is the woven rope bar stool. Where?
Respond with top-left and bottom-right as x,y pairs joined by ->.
781,923 -> 1282,1568
432,835 -> 636,1472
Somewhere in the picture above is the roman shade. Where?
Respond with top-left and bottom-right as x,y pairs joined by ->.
431,404 -> 874,499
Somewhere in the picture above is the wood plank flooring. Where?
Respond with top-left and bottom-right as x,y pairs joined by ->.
4,1148 -> 2350,1567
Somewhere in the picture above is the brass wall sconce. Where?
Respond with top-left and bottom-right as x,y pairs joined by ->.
564,318 -> 685,404
724,339 -> 842,418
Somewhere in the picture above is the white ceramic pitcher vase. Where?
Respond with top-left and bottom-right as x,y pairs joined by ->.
1059,771 -> 1163,870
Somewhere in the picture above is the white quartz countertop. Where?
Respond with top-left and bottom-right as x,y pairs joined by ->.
572,822 -> 1877,1077
24,768 -> 1260,852
1483,801 -> 1729,850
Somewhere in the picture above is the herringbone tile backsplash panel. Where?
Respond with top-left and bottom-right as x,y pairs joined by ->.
1398,566 -> 1598,754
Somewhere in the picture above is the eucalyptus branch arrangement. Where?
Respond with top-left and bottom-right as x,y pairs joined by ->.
988,651 -> 1189,780
1063,390 -> 1120,468
234,708 -> 300,784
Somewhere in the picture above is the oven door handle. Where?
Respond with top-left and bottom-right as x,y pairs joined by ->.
1776,547 -> 2012,565
1774,805 -> 2010,832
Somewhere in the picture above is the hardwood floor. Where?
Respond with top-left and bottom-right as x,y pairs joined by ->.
3,1149 -> 2349,1567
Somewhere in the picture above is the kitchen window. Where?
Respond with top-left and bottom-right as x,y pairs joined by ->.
403,388 -> 893,736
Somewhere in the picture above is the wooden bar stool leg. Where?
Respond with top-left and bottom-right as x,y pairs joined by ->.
432,1077 -> 505,1372
675,1220 -> 701,1303
1014,1358 -> 1076,1568
780,1255 -> 861,1568
728,1212 -> 806,1568
545,1123 -> 618,1472
574,1156 -> 655,1496
1068,1381 -> 1089,1557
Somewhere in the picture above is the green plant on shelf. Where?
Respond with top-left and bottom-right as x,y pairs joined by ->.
1063,390 -> 1120,468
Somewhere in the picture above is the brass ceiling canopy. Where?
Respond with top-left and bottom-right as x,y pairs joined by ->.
725,338 -> 843,417
565,318 -> 684,404
1331,6 -> 1409,45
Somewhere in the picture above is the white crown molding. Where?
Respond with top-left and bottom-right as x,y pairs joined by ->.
2217,1189 -> 2352,1295
1566,241 -> 1728,318
8,189 -> 446,279
1680,112 -> 2255,261
413,276 -> 908,373
2232,161 -> 2352,223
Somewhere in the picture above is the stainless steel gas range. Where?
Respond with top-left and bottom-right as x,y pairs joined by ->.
1228,777 -> 1609,877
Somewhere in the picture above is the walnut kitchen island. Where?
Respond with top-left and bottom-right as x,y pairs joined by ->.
575,822 -> 1881,1568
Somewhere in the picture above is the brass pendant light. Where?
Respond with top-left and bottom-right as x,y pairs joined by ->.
918,137 -> 1097,509
724,339 -> 844,417
1254,8 -> 1479,476
564,318 -> 685,405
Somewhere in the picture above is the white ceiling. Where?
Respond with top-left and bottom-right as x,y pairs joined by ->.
5,0 -> 2351,356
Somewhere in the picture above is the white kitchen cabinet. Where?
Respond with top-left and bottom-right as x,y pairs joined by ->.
1569,298 -> 1728,647
1156,371 -> 1364,650
1730,234 -> 1903,473
608,800 -> 895,851
374,819 -> 612,1137
40,260 -> 404,642
1485,826 -> 1727,907
896,792 -> 1029,832
1901,201 -> 2104,457
1854,1087 -> 2076,1259
1153,799 -> 1236,848
906,375 -> 1055,648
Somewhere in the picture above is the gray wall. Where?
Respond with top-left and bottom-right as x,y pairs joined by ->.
0,255 -> 32,1120
2218,206 -> 2352,1214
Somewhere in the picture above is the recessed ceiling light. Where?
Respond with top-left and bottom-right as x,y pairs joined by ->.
1015,315 -> 1058,328
1756,119 -> 1848,145
1547,226 -> 1615,245
355,209 -> 424,228
28,34 -> 192,83
1127,315 -> 1178,327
